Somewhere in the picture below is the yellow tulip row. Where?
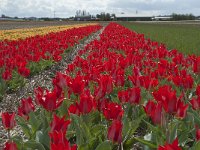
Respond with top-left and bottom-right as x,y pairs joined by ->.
0,23 -> 98,41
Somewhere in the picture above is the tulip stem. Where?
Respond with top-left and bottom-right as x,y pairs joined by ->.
8,130 -> 11,140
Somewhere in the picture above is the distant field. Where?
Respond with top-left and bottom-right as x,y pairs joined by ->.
0,21 -> 92,30
121,21 -> 200,56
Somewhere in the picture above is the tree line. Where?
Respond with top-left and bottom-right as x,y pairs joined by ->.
171,13 -> 196,20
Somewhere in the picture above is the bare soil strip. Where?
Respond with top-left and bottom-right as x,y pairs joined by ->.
0,21 -> 95,30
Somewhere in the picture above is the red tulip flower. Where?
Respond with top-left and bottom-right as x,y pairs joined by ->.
193,56 -> 200,74
50,131 -> 77,150
139,76 -> 159,89
103,102 -> 124,120
49,131 -> 66,145
97,98 -> 109,111
34,86 -> 44,105
196,85 -> 200,97
69,75 -> 85,95
37,88 -> 64,111
172,75 -> 194,89
95,75 -> 113,99
52,72 -> 72,90
118,87 -> 141,105
143,100 -> 156,116
2,69 -> 12,81
77,93 -> 96,114
144,101 -> 163,125
158,138 -> 181,150
107,120 -> 123,143
196,128 -> 200,141
128,87 -> 141,104
2,112 -> 16,130
18,97 -> 35,120
190,97 -> 200,110
50,114 -> 71,133
66,63 -> 75,73
118,90 -> 129,103
153,86 -> 179,114
176,101 -> 188,119
18,67 -> 30,77
68,103 -> 80,116
112,68 -> 125,87
4,141 -> 18,150
151,102 -> 163,125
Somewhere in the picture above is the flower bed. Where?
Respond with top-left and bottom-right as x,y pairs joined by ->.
1,22 -> 200,150
0,23 -> 98,41
0,24 -> 102,99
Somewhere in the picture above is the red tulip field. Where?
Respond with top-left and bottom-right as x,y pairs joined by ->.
1,22 -> 200,150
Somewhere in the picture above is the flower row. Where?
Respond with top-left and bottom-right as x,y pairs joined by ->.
0,23 -> 98,41
1,22 -> 200,150
0,24 -> 101,99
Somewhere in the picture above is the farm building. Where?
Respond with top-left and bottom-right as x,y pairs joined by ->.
74,15 -> 92,21
116,14 -> 152,21
151,16 -> 172,21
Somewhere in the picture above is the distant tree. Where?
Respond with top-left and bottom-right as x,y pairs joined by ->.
1,14 -> 6,18
111,13 -> 116,20
100,12 -> 106,21
171,13 -> 195,20
75,10 -> 90,17
96,14 -> 101,19
105,13 -> 111,21
40,17 -> 54,21
96,12 -> 114,21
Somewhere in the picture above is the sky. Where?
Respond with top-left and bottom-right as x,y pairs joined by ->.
0,0 -> 200,18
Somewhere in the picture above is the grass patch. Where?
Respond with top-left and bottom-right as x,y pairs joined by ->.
121,22 -> 200,56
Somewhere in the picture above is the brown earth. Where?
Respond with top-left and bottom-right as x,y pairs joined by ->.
0,21 -> 95,30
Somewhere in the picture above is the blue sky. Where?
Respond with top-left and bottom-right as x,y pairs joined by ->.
0,0 -> 199,18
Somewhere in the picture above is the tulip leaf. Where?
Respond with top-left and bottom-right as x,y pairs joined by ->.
124,137 -> 137,149
122,117 -> 131,139
95,140 -> 112,150
36,130 -> 50,149
17,116 -> 31,138
70,114 -> 85,145
133,137 -> 157,149
40,110 -> 49,130
189,111 -> 200,126
85,111 -> 101,124
12,136 -> 23,150
177,128 -> 192,145
169,122 -> 178,143
195,141 -> 200,150
24,140 -> 46,150
143,119 -> 163,136
91,124 -> 106,136
78,144 -> 90,150
58,99 -> 69,117
29,111 -> 41,133
123,114 -> 145,143
82,121 -> 93,140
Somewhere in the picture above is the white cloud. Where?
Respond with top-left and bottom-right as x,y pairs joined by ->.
0,0 -> 199,17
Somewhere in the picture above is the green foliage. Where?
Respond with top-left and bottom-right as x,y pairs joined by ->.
28,59 -> 54,76
6,70 -> 26,92
171,13 -> 196,21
